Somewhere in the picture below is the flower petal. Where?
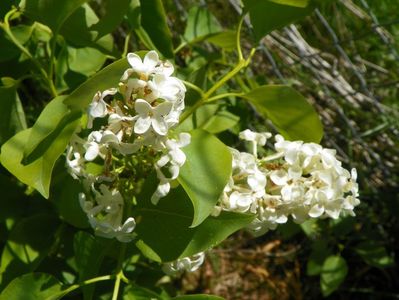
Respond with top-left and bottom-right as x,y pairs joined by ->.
134,116 -> 151,134
152,117 -> 168,135
135,99 -> 152,115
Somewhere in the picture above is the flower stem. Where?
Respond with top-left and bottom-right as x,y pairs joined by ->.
112,243 -> 127,300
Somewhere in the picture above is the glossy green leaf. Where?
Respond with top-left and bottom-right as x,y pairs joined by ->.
243,0 -> 312,41
0,273 -> 67,300
22,0 -> 89,33
0,101 -> 81,198
354,241 -> 394,268
60,4 -> 114,54
22,96 -> 80,164
52,174 -> 88,228
74,232 -> 112,300
64,57 -> 129,110
140,0 -> 174,58
320,255 -> 348,297
0,79 -> 27,145
184,6 -> 221,43
0,25 -> 33,62
178,129 -> 232,227
68,47 -> 107,76
206,31 -> 236,50
306,239 -> 330,276
0,215 -> 59,288
90,0 -> 129,40
242,85 -> 323,142
135,183 -> 254,262
202,110 -> 240,133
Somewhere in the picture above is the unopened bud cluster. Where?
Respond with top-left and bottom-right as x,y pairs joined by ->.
66,51 -> 190,242
214,130 -> 360,236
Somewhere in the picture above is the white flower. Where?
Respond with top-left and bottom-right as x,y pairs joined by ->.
151,133 -> 191,204
239,129 -> 272,146
147,74 -> 186,103
134,99 -> 173,136
162,252 -> 205,276
127,50 -> 160,78
79,186 -> 136,242
87,88 -> 117,128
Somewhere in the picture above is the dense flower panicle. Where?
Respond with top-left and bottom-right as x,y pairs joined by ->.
215,130 -> 360,236
66,51 -> 189,242
162,252 -> 205,276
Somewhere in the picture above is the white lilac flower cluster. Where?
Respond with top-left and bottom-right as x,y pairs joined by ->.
66,51 -> 189,242
214,129 -> 360,236
162,252 -> 205,276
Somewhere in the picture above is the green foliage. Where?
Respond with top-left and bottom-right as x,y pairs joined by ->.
178,130 -> 232,226
135,182 -> 254,262
0,273 -> 66,300
0,0 -> 351,299
0,79 -> 26,145
354,241 -> 394,268
243,0 -> 313,41
140,0 -> 174,58
320,255 -> 348,297
242,85 -> 323,142
23,0 -> 89,33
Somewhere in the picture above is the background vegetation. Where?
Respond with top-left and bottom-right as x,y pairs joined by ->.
0,0 -> 397,299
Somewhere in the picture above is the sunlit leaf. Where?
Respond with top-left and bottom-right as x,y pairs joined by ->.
22,0 -> 89,33
0,273 -> 67,300
135,182 -> 254,262
0,98 -> 81,198
184,6 -> 221,43
90,0 -> 129,40
320,255 -> 348,297
242,85 -> 323,142
178,129 -> 232,226
64,58 -> 129,110
140,0 -> 174,58
243,0 -> 312,41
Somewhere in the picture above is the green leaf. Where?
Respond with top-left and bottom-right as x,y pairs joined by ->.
0,99 -> 81,198
0,273 -> 67,300
202,110 -> 240,133
64,57 -> 129,110
74,232 -> 112,300
90,0 -> 130,40
59,3 -> 114,54
22,0 -> 89,33
124,285 -> 168,300
178,129 -> 232,227
140,0 -> 174,58
206,31 -> 236,50
243,0 -> 312,41
0,25 -> 33,62
22,96 -> 80,164
306,239 -> 330,276
68,46 -> 107,76
0,79 -> 27,145
135,183 -> 254,262
354,241 -> 394,268
173,295 -> 225,300
242,85 -> 323,142
178,104 -> 237,133
320,255 -> 348,297
184,6 -> 221,43
52,174 -> 88,228
0,215 -> 59,288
